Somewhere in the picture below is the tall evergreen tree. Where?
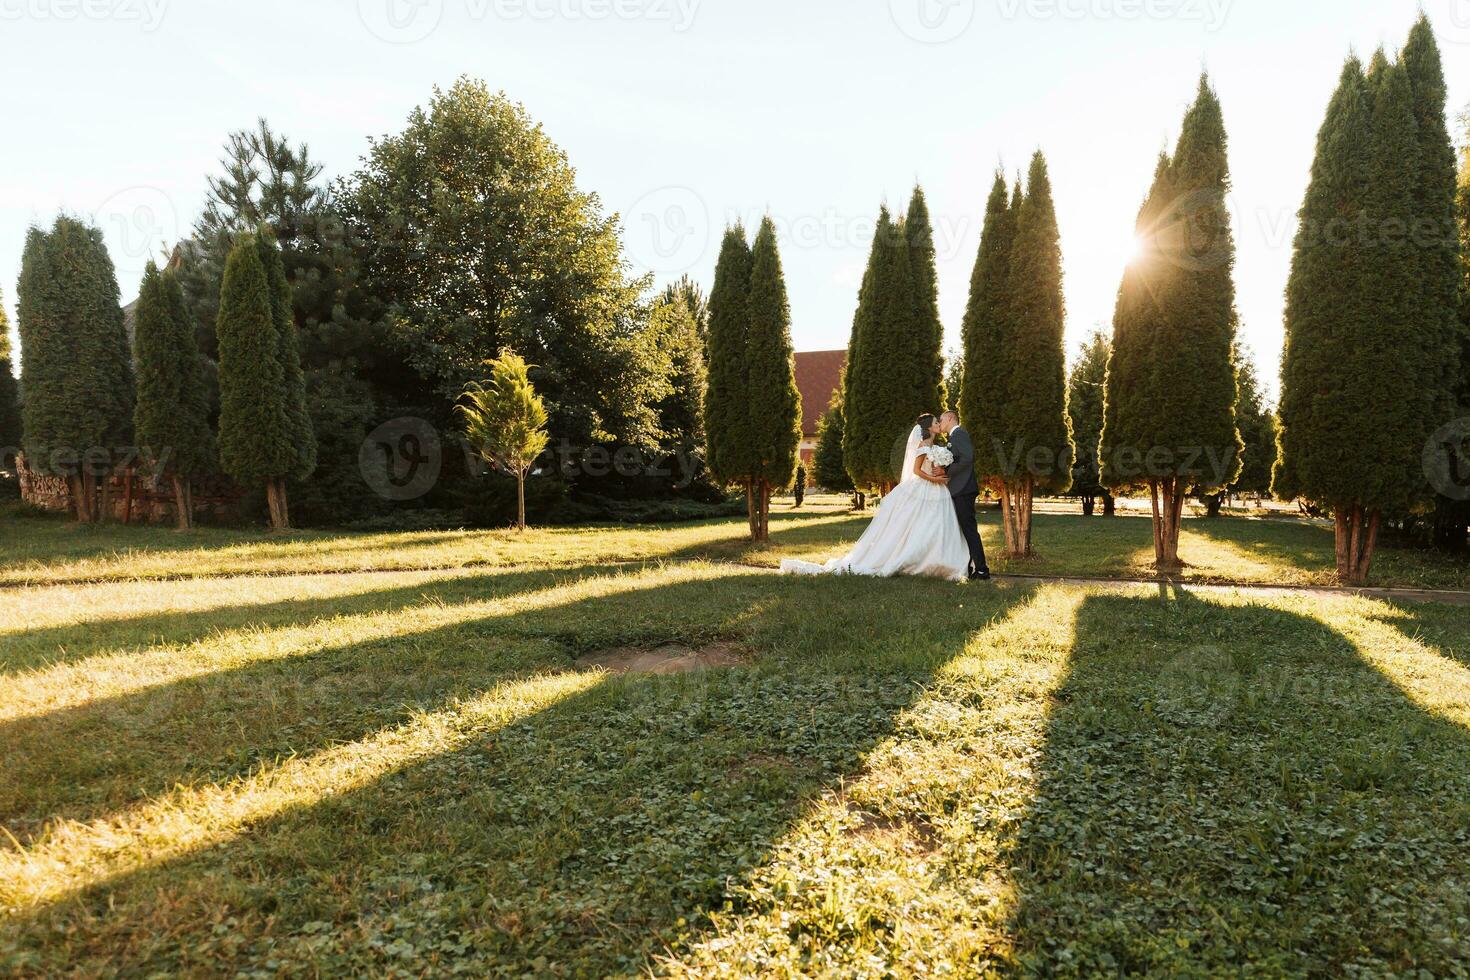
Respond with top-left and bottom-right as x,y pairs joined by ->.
903,186 -> 948,418
17,217 -> 134,522
256,229 -> 317,483
133,262 -> 215,528
648,294 -> 706,450
658,275 -> 710,349
742,217 -> 802,541
1067,330 -> 1112,516
1232,348 -> 1277,499
1277,39 -> 1458,583
990,151 -> 1074,555
704,226 -> 754,491
216,232 -> 295,529
843,205 -> 939,490
961,172 -> 1018,480
1102,77 -> 1242,571
0,291 -> 21,473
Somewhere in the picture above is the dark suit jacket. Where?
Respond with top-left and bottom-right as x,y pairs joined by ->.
947,427 -> 980,498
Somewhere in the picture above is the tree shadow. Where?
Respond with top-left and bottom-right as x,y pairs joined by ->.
1004,589 -> 1470,975
2,572 -> 1036,976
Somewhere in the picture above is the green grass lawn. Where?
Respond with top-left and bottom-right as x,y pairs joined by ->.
3,496 -> 1467,591
2,512 -> 1470,975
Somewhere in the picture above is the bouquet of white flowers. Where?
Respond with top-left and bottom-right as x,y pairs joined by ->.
926,446 -> 955,468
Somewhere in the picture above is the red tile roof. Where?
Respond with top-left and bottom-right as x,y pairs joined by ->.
794,350 -> 846,437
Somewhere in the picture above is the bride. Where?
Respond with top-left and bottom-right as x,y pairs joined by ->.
781,414 -> 971,582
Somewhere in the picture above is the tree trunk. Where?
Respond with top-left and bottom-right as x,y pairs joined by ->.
122,467 -> 135,525
1335,504 -> 1381,585
1103,492 -> 1116,516
516,473 -> 527,530
1082,496 -> 1096,517
171,474 -> 193,530
746,482 -> 757,539
70,474 -> 95,524
1203,492 -> 1224,518
1151,478 -> 1186,574
853,491 -> 866,512
98,469 -> 113,524
266,478 -> 291,531
996,478 -> 1035,559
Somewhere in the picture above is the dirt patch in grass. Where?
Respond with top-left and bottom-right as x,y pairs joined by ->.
576,641 -> 751,675
846,806 -> 942,855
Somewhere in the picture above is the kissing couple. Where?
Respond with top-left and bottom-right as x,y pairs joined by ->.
782,411 -> 992,583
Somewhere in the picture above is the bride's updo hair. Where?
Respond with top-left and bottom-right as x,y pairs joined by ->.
916,414 -> 937,438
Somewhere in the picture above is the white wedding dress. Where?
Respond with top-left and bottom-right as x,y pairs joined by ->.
781,427 -> 971,583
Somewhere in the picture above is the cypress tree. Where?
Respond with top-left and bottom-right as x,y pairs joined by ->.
17,217 -> 134,522
960,172 -> 1018,481
1102,77 -> 1241,572
1231,348 -> 1277,499
0,292 -> 21,472
1067,329 -> 1112,516
742,217 -> 802,541
256,230 -> 317,484
216,232 -> 294,528
133,262 -> 215,528
993,151 -> 1074,555
843,206 -> 936,490
903,186 -> 948,420
704,225 -> 754,493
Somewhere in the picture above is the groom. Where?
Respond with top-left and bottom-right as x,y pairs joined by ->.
938,411 -> 991,582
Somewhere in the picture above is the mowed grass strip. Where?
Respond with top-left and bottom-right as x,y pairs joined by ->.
5,499 -> 1466,591
3,547 -> 1470,975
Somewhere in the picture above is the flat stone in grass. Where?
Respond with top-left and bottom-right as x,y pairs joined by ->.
577,642 -> 750,675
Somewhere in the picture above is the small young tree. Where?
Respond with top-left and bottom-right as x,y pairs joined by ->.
17,217 -> 134,523
813,392 -> 855,494
792,465 -> 807,508
132,263 -> 215,528
459,351 -> 550,530
1067,330 -> 1112,516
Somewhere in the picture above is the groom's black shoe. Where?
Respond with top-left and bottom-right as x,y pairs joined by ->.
969,570 -> 992,582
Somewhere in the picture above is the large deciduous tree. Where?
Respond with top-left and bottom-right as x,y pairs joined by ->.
341,78 -> 662,453
1102,76 -> 1242,572
132,262 -> 215,528
1276,27 -> 1460,583
1067,329 -> 1112,516
17,216 -> 135,522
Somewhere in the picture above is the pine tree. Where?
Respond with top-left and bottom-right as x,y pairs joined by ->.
704,226 -> 754,489
256,230 -> 317,484
1102,77 -> 1241,572
903,186 -> 947,421
1067,330 -> 1112,516
459,351 -> 550,530
0,291 -> 21,472
813,392 -> 854,494
658,274 -> 710,350
843,204 -> 939,491
17,217 -> 134,522
961,172 -> 1018,480
1232,348 -> 1277,499
649,294 -> 706,451
1277,37 -> 1459,583
216,232 -> 294,528
742,217 -> 802,541
990,151 -> 1074,555
132,263 -> 215,528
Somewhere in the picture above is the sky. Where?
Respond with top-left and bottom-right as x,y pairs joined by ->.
4,0 -> 1470,402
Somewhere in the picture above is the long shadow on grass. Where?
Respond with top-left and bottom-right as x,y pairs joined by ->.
0,572 -> 1035,976
1004,589 -> 1470,975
